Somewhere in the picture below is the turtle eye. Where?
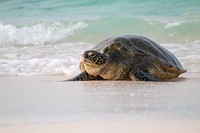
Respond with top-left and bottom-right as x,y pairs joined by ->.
87,51 -> 95,57
91,53 -> 95,57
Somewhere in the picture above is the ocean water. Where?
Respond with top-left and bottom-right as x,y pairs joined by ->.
0,0 -> 200,76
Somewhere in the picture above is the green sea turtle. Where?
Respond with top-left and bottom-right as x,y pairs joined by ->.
67,35 -> 186,81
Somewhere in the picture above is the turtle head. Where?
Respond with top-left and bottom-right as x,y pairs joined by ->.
81,50 -> 108,76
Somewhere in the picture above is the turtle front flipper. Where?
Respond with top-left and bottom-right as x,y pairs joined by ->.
129,70 -> 162,82
65,71 -> 104,81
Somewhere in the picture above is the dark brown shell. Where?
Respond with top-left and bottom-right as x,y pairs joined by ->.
92,35 -> 186,79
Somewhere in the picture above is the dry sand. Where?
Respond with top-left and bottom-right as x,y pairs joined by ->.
0,73 -> 200,133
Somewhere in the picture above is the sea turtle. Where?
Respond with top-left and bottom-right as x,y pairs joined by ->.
67,35 -> 186,81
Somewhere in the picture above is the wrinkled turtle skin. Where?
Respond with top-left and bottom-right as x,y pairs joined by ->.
67,35 -> 186,81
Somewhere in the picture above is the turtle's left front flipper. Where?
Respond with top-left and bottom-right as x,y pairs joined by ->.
64,71 -> 103,81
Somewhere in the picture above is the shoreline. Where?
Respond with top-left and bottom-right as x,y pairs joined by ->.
0,72 -> 199,81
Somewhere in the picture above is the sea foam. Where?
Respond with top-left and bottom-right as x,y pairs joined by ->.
0,21 -> 88,47
0,41 -> 92,76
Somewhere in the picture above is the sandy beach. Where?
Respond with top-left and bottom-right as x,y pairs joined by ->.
0,73 -> 200,133
1,0 -> 200,132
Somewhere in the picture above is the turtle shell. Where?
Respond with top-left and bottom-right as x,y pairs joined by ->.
92,35 -> 186,79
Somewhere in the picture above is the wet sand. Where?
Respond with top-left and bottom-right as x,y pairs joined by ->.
0,73 -> 200,133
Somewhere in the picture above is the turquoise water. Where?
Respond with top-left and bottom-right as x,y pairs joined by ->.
0,0 -> 200,75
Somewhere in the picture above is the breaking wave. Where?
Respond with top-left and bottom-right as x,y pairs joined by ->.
0,21 -> 88,47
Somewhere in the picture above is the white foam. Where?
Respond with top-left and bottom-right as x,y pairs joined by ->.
164,21 -> 184,29
0,57 -> 80,76
0,41 -> 93,76
0,21 -> 88,47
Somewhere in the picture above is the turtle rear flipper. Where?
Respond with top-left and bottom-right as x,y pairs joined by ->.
129,70 -> 162,82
